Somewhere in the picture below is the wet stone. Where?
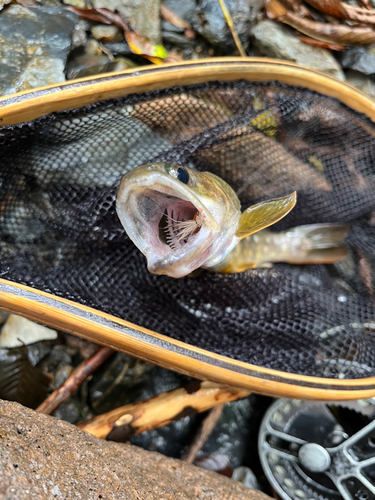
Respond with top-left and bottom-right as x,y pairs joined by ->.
251,20 -> 344,80
91,0 -> 161,44
71,20 -> 90,49
64,334 -> 99,359
102,41 -> 133,57
42,344 -> 74,371
113,57 -> 138,71
89,353 -> 156,414
341,45 -> 375,75
52,399 -> 85,424
232,466 -> 260,490
91,25 -> 123,43
53,364 -> 74,390
199,396 -> 258,468
346,70 -> 375,100
0,5 -> 78,96
162,31 -> 196,49
65,52 -> 114,79
0,0 -> 11,11
26,341 -> 52,367
189,0 -> 261,53
162,0 -> 197,25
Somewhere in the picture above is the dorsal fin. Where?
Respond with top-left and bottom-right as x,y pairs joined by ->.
235,192 -> 297,240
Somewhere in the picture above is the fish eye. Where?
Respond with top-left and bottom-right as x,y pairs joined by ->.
177,167 -> 189,184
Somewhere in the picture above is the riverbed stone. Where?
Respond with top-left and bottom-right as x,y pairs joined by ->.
251,20 -> 345,80
0,399 -> 271,500
190,0 -> 262,53
0,0 -> 11,11
0,5 -> 77,96
341,45 -> 375,75
91,0 -> 161,44
346,70 -> 375,100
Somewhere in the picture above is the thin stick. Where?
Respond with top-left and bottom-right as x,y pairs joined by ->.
36,346 -> 114,414
77,381 -> 250,441
217,0 -> 247,57
183,404 -> 224,463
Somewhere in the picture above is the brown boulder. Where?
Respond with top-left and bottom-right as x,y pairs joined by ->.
0,399 -> 270,500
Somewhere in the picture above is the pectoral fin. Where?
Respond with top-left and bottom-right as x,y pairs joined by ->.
235,192 -> 296,240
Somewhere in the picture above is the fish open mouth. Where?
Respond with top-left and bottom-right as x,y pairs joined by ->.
116,168 -> 220,277
135,188 -> 206,254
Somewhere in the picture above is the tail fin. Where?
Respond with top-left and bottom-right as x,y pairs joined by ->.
286,223 -> 349,265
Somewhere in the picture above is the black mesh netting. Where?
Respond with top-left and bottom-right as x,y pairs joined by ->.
0,80 -> 375,379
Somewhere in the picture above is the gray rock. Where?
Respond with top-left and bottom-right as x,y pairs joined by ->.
91,25 -> 123,43
89,353 -> 156,414
102,41 -> 132,57
52,399 -> 83,424
65,52 -> 114,80
0,0 -> 11,11
71,19 -> 89,49
341,45 -> 375,75
91,0 -> 161,45
113,57 -> 138,71
162,0 -> 196,24
251,20 -> 345,80
0,5 -> 78,96
0,399 -> 271,500
189,0 -> 262,53
232,466 -> 260,490
346,70 -> 375,100
162,31 -> 196,48
53,365 -> 74,390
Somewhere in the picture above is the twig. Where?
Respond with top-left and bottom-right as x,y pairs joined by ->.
99,43 -> 115,62
160,2 -> 190,29
183,404 -> 224,463
160,3 -> 196,40
77,380 -> 250,441
217,0 -> 247,57
36,346 -> 114,414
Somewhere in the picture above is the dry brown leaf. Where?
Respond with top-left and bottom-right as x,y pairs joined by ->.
65,6 -> 180,64
280,0 -> 315,18
65,6 -> 113,24
298,34 -> 345,50
266,0 -> 375,44
304,0 -> 375,26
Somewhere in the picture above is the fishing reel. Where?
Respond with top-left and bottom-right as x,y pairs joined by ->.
259,398 -> 375,500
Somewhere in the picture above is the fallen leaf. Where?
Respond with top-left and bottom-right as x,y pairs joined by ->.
266,0 -> 375,45
0,346 -> 50,409
298,34 -> 345,50
66,6 -> 113,24
66,6 -> 175,63
304,0 -> 375,26
126,31 -> 168,58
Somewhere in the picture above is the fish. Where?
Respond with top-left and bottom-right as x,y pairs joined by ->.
116,162 -> 348,278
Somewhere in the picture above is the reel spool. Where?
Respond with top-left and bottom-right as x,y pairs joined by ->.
259,398 -> 375,499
